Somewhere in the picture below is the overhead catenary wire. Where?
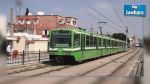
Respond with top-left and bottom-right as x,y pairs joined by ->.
76,0 -> 127,33
116,7 -> 139,38
114,8 -> 126,28
92,8 -> 123,29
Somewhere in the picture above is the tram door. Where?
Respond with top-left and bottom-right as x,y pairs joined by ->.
81,34 -> 85,58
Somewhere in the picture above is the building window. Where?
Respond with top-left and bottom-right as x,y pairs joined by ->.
58,19 -> 65,24
73,21 -> 77,25
42,29 -> 49,35
26,20 -> 31,24
32,18 -> 38,25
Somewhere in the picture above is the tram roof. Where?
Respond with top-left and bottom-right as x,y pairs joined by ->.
51,27 -> 126,43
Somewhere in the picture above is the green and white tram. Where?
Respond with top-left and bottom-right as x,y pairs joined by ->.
48,27 -> 127,63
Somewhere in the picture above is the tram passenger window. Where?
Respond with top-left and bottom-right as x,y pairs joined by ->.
86,35 -> 90,47
116,41 -> 118,47
74,33 -> 80,48
106,39 -> 108,47
93,37 -> 96,46
109,40 -> 110,47
109,40 -> 111,47
103,39 -> 106,47
108,40 -> 110,47
99,38 -> 101,47
90,36 -> 93,47
112,41 -> 113,47
110,40 -> 111,47
113,41 -> 115,47
106,39 -> 109,47
114,41 -> 117,47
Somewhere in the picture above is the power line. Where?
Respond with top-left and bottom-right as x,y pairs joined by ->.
77,0 -> 128,33
72,0 -> 126,35
92,8 -> 122,28
107,24 -> 124,33
117,7 -> 137,35
86,10 -> 99,21
114,8 -> 126,27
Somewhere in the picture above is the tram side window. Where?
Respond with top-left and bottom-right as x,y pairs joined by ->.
106,39 -> 109,47
89,36 -> 92,47
113,41 -> 115,47
106,39 -> 108,47
116,41 -> 118,47
120,42 -> 122,48
99,38 -> 101,47
90,36 -> 93,47
109,40 -> 111,47
114,41 -> 117,47
112,40 -> 113,47
93,37 -> 96,46
110,40 -> 112,47
112,41 -> 114,47
109,40 -> 110,47
119,42 -> 121,48
103,39 -> 106,47
74,33 -> 80,48
86,35 -> 90,47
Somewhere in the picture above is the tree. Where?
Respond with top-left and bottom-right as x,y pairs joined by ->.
112,33 -> 130,43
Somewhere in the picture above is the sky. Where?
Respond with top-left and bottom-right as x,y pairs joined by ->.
0,0 -> 149,39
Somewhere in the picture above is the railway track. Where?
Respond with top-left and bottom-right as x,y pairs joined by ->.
83,48 -> 142,84
9,48 -> 134,76
7,48 -> 133,75
2,48 -> 140,84
128,50 -> 143,77
53,48 -> 141,84
7,63 -> 51,74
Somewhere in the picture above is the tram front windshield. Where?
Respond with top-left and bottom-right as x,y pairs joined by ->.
50,30 -> 71,48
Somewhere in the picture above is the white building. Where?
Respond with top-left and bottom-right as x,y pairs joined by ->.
129,36 -> 141,47
65,17 -> 78,27
7,33 -> 48,52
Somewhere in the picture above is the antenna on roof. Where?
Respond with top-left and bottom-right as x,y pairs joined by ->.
25,8 -> 29,15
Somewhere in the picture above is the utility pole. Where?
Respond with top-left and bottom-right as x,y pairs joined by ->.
10,8 -> 14,37
98,22 -> 107,35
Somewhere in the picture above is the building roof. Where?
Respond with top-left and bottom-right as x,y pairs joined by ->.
16,15 -> 78,20
65,17 -> 78,20
7,33 -> 48,41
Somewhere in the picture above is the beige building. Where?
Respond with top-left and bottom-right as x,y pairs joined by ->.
7,33 -> 48,52
129,36 -> 141,47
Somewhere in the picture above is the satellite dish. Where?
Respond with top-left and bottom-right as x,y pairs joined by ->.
28,12 -> 32,15
37,11 -> 45,15
50,14 -> 54,15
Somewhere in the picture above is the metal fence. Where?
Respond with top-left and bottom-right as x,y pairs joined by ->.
7,50 -> 49,66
